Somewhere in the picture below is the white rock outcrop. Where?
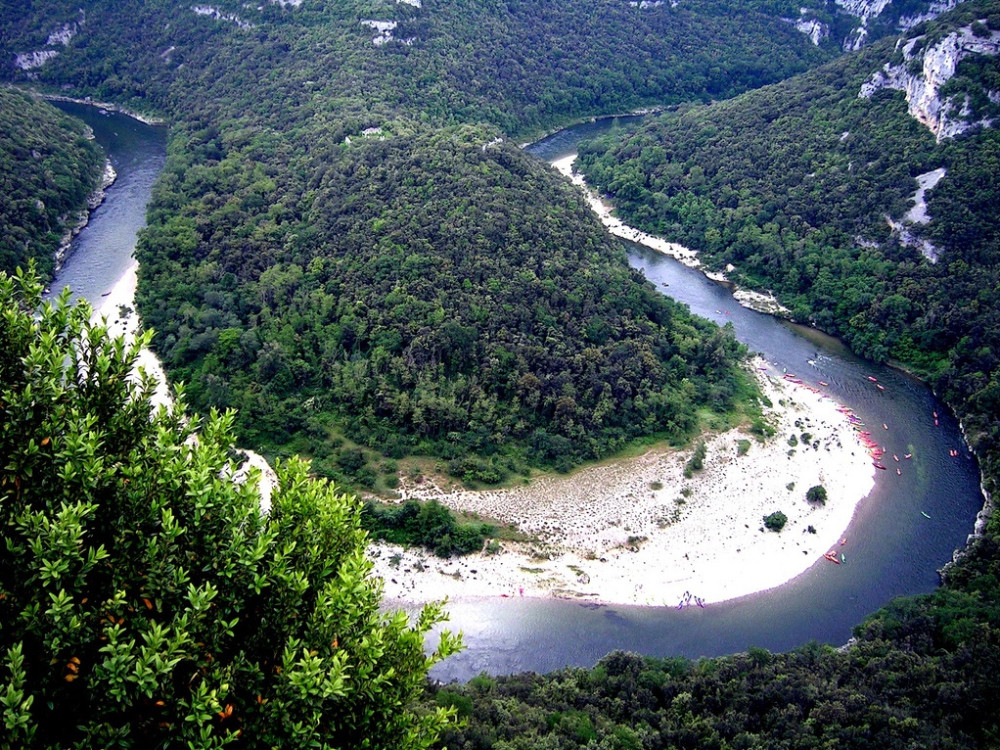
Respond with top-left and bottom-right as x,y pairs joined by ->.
899,0 -> 960,31
860,23 -> 1000,140
14,50 -> 58,70
836,0 -> 887,52
14,13 -> 86,72
835,0 -> 892,20
192,5 -> 254,29
46,22 -> 79,46
796,18 -> 829,46
884,167 -> 947,262
832,0 -> 958,51
360,19 -> 415,46
843,25 -> 869,51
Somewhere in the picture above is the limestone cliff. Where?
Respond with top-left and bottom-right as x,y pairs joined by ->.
860,21 -> 1000,140
12,10 -> 84,74
793,0 -> 959,50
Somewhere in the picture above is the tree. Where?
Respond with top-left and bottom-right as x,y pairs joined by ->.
0,267 -> 460,749
806,485 -> 828,505
763,511 -> 788,532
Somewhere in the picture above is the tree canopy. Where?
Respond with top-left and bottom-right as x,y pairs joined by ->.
0,267 -> 459,749
0,89 -> 104,278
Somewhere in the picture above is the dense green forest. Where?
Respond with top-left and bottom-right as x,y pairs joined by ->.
577,0 -> 1000,526
0,0 -> 831,482
139,122 -> 755,482
4,0 -> 1000,746
0,88 -> 104,278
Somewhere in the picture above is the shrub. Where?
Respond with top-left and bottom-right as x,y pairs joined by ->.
807,485 -> 828,505
685,441 -> 708,477
0,269 -> 460,748
764,511 -> 788,531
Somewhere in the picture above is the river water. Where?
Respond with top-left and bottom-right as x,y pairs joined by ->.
49,107 -> 984,683
45,101 -> 166,305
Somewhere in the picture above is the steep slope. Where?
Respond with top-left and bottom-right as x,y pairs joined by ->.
0,88 -> 105,277
576,0 -> 1000,534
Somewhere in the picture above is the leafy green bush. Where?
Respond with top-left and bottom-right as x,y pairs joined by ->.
362,499 -> 492,557
0,269 -> 460,749
763,511 -> 788,531
807,484 -> 828,505
684,441 -> 708,478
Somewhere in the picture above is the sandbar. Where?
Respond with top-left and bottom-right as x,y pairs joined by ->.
370,367 -> 875,607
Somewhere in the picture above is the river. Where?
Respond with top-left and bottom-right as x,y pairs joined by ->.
48,107 -> 985,684
45,101 -> 166,305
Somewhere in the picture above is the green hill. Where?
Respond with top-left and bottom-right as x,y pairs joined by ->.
0,88 -> 104,277
577,0 -> 1000,520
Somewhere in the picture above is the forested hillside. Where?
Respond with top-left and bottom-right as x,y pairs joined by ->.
577,0 -> 1000,523
0,88 -> 104,278
5,0 -> 1000,746
0,0 -> 830,483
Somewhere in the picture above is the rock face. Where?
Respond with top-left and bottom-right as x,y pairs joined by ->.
860,23 -> 1000,141
796,18 -> 829,46
835,0 -> 893,22
794,0 -> 959,50
46,21 -> 80,46
14,50 -> 58,70
191,5 -> 254,29
13,11 -> 84,73
898,0 -> 961,31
